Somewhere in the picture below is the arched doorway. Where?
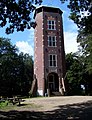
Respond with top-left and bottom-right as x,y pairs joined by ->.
47,73 -> 59,94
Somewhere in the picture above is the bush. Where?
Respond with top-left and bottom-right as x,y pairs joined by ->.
0,100 -> 8,108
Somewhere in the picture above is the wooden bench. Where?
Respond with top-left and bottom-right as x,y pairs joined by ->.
0,97 -> 6,103
7,97 -> 23,105
0,96 -> 23,105
0,99 -> 6,103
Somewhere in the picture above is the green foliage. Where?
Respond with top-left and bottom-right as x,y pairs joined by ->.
77,30 -> 92,74
60,0 -> 92,75
0,100 -> 8,108
76,32 -> 92,94
66,52 -> 92,95
60,0 -> 92,34
0,0 -> 91,34
0,0 -> 42,34
60,0 -> 92,95
66,53 -> 84,95
0,37 -> 33,97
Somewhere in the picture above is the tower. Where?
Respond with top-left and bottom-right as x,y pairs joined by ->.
34,6 -> 66,96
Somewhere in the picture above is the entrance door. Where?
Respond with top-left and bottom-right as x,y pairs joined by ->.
48,74 -> 54,92
48,73 -> 59,92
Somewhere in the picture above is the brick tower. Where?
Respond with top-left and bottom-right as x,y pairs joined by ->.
34,6 -> 66,96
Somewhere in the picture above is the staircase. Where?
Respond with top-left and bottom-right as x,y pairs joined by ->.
52,92 -> 62,96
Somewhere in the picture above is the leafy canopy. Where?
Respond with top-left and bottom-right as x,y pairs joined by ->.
60,0 -> 92,34
0,0 -> 42,34
60,0 -> 92,74
0,0 -> 92,34
65,53 -> 84,95
0,37 -> 33,96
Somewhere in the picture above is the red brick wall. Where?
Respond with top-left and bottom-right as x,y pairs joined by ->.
34,7 -> 66,96
34,12 -> 44,93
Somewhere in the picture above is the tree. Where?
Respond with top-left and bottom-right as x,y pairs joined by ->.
0,37 -> 33,97
17,52 -> 33,96
0,0 -> 42,34
65,53 -> 84,95
0,37 -> 19,96
60,0 -> 92,94
77,30 -> 92,73
1,0 -> 91,34
66,52 -> 92,95
60,0 -> 92,34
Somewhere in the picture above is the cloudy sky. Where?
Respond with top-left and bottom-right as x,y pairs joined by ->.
0,0 -> 79,56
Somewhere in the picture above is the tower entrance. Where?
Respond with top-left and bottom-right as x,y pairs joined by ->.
47,73 -> 59,93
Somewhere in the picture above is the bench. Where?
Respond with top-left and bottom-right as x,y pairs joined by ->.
7,97 -> 23,105
0,99 -> 6,103
0,96 -> 23,105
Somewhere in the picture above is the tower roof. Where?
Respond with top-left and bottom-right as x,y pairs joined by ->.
34,6 -> 63,18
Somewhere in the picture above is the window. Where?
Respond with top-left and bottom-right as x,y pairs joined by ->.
48,36 -> 56,47
49,54 -> 57,67
47,20 -> 56,30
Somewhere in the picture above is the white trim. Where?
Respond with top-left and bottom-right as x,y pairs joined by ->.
48,35 -> 56,47
36,5 -> 60,10
47,20 -> 56,30
37,90 -> 43,96
48,54 -> 57,67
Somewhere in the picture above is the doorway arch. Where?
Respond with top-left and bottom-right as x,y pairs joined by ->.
47,72 -> 59,93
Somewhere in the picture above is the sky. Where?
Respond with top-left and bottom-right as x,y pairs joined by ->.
0,0 -> 79,56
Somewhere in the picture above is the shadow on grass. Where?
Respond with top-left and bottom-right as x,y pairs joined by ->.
0,100 -> 92,120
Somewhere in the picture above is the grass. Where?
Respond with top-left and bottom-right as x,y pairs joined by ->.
0,99 -> 43,111
0,100 -> 8,108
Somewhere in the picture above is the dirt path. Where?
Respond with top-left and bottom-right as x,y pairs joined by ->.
24,96 -> 92,111
1,96 -> 92,119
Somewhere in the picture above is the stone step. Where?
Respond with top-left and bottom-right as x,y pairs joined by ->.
52,92 -> 61,96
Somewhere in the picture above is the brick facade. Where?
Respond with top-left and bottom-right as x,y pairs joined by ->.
34,6 -> 66,96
